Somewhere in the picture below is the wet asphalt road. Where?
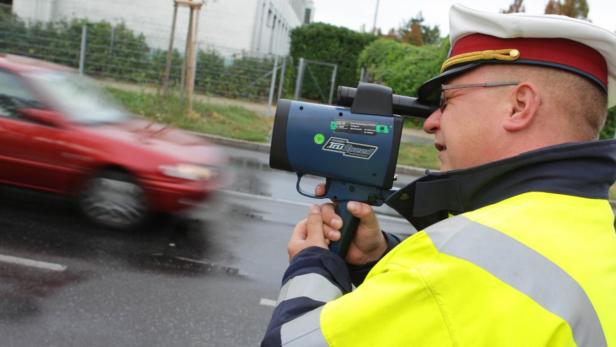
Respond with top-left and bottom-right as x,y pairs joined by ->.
0,145 -> 416,347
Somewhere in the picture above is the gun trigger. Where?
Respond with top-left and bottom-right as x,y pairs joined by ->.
295,173 -> 321,199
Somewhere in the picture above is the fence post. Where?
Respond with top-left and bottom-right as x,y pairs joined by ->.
190,5 -> 202,101
268,55 -> 279,115
163,1 -> 179,93
109,25 -> 116,56
277,56 -> 287,102
294,57 -> 305,100
79,24 -> 87,75
327,64 -> 338,105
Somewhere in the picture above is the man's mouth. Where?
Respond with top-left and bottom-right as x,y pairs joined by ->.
435,143 -> 446,151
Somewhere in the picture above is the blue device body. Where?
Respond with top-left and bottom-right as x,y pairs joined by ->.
273,100 -> 402,192
270,83 -> 434,257
270,98 -> 404,256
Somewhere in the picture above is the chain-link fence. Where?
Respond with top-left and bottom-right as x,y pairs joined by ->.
0,3 -> 350,109
0,4 -> 293,104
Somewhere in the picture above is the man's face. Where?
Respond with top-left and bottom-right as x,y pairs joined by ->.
423,68 -> 511,171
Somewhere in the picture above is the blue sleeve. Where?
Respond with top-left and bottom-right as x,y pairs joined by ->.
347,231 -> 402,286
261,247 -> 351,347
261,231 -> 402,346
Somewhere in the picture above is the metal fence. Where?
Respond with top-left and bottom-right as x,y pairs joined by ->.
0,4 -> 294,105
0,4 -> 345,109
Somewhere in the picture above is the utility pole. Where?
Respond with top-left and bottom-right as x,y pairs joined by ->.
162,0 -> 204,113
372,0 -> 381,34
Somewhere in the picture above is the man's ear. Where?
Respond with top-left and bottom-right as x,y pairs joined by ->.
503,83 -> 541,132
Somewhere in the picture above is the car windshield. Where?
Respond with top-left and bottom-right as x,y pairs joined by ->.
25,71 -> 130,124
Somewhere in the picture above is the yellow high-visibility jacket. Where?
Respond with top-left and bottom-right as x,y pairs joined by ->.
262,141 -> 616,347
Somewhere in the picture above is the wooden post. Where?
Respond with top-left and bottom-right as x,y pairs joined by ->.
163,0 -> 204,110
182,0 -> 203,113
163,1 -> 179,93
184,8 -> 194,97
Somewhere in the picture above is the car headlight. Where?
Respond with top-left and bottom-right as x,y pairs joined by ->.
159,164 -> 219,181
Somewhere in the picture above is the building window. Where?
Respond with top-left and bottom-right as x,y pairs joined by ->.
303,8 -> 312,25
0,0 -> 12,6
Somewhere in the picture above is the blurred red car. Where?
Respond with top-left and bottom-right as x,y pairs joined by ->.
0,54 -> 228,229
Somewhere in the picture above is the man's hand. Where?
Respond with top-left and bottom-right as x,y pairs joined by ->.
315,184 -> 388,265
287,205 -> 329,261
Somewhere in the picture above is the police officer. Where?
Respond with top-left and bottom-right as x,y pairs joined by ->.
262,4 -> 616,346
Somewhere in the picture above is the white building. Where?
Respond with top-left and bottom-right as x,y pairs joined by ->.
11,0 -> 315,56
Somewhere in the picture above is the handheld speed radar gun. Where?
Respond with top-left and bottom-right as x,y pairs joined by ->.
269,83 -> 436,257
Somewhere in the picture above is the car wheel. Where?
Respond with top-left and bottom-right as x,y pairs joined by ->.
78,170 -> 148,230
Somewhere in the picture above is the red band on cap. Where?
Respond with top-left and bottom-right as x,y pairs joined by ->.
450,34 -> 608,87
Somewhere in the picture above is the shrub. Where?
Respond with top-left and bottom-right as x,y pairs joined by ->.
358,38 -> 449,97
195,49 -> 225,94
288,23 -> 376,102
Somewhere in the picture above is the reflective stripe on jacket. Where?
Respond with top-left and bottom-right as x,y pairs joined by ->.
263,140 -> 616,347
265,192 -> 616,346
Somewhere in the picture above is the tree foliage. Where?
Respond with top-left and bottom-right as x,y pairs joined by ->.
358,37 -> 449,97
0,16 -> 151,83
544,0 -> 589,19
396,13 -> 441,46
501,0 -> 525,13
288,22 -> 376,102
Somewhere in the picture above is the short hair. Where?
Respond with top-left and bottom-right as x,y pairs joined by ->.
485,64 -> 608,140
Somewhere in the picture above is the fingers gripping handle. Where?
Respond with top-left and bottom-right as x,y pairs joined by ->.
329,201 -> 360,258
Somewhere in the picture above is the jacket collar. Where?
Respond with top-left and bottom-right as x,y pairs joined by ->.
386,140 -> 616,230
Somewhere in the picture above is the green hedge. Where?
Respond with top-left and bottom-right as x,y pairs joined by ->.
358,38 -> 449,97
288,23 -> 376,102
0,15 -> 152,82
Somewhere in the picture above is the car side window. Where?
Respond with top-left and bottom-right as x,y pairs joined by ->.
0,69 -> 40,119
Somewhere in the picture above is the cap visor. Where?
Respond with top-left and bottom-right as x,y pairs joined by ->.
418,62 -> 483,105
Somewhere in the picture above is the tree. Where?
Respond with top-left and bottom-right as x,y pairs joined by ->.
544,0 -> 589,19
405,21 -> 424,46
397,12 -> 441,46
502,0 -> 525,13
384,28 -> 398,40
544,0 -> 559,14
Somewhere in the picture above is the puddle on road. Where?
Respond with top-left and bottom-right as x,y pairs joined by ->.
228,203 -> 265,221
0,265 -> 89,322
132,253 -> 244,278
229,156 -> 271,171
229,156 -> 270,197
0,294 -> 40,322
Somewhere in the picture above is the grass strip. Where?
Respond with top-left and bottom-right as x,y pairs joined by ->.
107,87 -> 441,170
107,87 -> 273,143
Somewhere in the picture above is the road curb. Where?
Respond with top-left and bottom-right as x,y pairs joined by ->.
194,132 -> 430,177
196,132 -> 271,153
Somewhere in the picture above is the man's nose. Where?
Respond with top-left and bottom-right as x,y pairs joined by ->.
423,109 -> 441,134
